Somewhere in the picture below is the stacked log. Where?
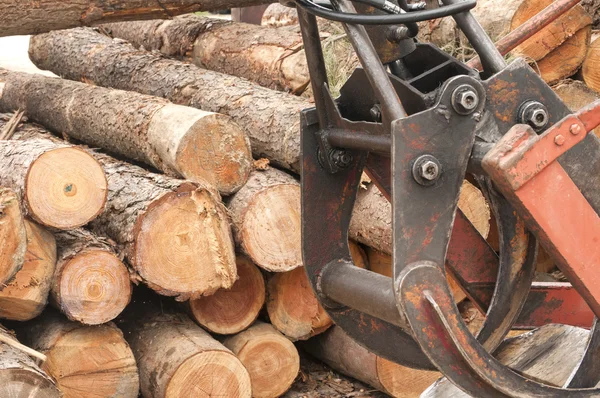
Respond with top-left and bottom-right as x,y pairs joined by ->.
0,188 -> 26,287
582,37 -> 600,94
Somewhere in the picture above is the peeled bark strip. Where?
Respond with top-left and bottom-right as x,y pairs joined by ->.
104,15 -> 310,93
29,27 -> 308,172
0,0 -> 274,37
553,79 -> 600,137
189,255 -> 265,335
0,325 -> 60,398
19,311 -> 139,398
52,229 -> 131,325
0,115 -> 107,230
228,169 -> 301,273
261,3 -> 299,27
7,121 -> 237,300
223,322 -> 300,398
583,36 -> 600,95
302,326 -> 441,398
0,188 -> 26,287
537,27 -> 591,85
120,304 -> 251,398
0,220 -> 55,321
0,71 -> 252,195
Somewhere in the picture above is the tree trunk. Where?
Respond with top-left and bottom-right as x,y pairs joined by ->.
0,72 -> 252,195
553,79 -> 600,137
8,122 -> 237,301
0,325 -> 60,398
189,255 -> 265,335
119,301 -> 252,398
103,15 -> 310,93
302,326 -> 441,398
261,3 -> 299,27
0,220 -> 55,321
29,27 -> 307,172
0,114 -> 107,230
19,311 -> 139,398
223,322 -> 300,398
537,27 -> 591,85
582,36 -> 600,95
0,0 -> 275,37
52,229 -> 131,325
228,168 -> 302,273
0,188 -> 26,288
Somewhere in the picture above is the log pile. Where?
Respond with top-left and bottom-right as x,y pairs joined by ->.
0,4 -> 597,398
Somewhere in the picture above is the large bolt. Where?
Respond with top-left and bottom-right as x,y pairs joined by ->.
329,149 -> 353,169
452,85 -> 479,115
412,155 -> 442,186
370,104 -> 382,122
387,26 -> 411,43
519,101 -> 549,131
420,161 -> 440,181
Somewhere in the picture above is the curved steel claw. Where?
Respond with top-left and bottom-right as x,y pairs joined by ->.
398,262 -> 600,397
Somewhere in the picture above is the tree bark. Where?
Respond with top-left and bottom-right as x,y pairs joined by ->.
228,168 -> 302,273
103,15 -> 310,93
223,322 -> 300,398
0,71 -> 252,195
0,0 -> 275,37
7,121 -> 237,301
0,220 -> 54,321
19,310 -> 139,398
0,325 -> 60,398
189,255 -> 265,335
119,301 -> 252,398
0,188 -> 25,288
582,0 -> 600,29
52,229 -> 131,325
0,114 -> 107,230
583,36 -> 600,95
29,27 -> 307,172
302,326 -> 441,398
261,3 -> 299,27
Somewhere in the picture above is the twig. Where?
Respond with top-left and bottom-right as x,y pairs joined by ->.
0,333 -> 47,362
0,110 -> 24,140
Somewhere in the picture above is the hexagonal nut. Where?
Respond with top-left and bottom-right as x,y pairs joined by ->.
419,160 -> 440,181
457,90 -> 478,111
528,108 -> 549,129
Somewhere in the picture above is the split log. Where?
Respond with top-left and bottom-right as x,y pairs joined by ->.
0,72 -> 253,195
266,241 -> 366,341
582,0 -> 600,29
583,36 -> 600,95
537,28 -> 591,85
0,220 -> 55,321
302,326 -> 441,398
262,3 -> 299,27
6,121 -> 237,301
119,302 -> 252,398
0,0 -> 275,37
223,322 -> 299,398
52,229 -> 131,325
228,169 -> 301,273
19,311 -> 139,398
103,15 -> 310,93
0,325 -> 60,398
29,27 -> 308,172
0,115 -> 107,230
0,188 -> 26,287
553,79 -> 600,137
189,255 -> 265,335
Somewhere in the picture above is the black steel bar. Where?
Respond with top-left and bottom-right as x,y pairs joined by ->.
327,129 -> 392,154
441,0 -> 507,74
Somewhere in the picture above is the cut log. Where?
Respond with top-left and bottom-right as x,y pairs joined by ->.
0,325 -> 60,398
0,114 -> 107,230
119,301 -> 252,398
0,220 -> 55,321
261,3 -> 299,27
5,121 -> 237,301
553,79 -> 600,137
52,229 -> 131,325
29,27 -> 308,172
103,15 -> 310,93
0,188 -> 26,287
19,311 -> 139,398
0,0 -> 275,37
302,326 -> 441,398
582,0 -> 600,29
537,27 -> 591,85
228,168 -> 301,273
0,72 -> 252,195
583,36 -> 600,95
189,255 -> 265,335
223,322 -> 299,398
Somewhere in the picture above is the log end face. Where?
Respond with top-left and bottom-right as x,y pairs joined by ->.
0,368 -> 61,398
0,188 -> 26,287
166,351 -> 251,398
190,256 -> 265,335
583,37 -> 600,94
134,187 -> 237,300
376,357 -> 440,397
25,147 -> 107,230
56,250 -> 131,325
